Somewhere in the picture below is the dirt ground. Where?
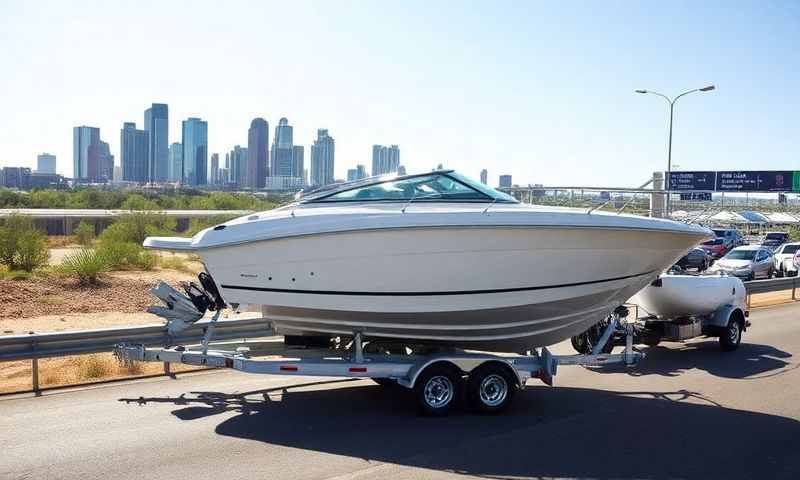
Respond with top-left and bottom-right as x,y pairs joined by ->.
0,268 -> 199,335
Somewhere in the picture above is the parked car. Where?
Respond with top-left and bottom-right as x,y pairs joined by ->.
709,245 -> 774,280
712,228 -> 745,249
773,242 -> 800,277
761,231 -> 790,251
701,238 -> 729,259
675,247 -> 711,271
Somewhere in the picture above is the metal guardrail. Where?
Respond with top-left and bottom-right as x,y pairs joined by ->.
743,276 -> 798,308
0,316 -> 273,394
0,317 -> 273,362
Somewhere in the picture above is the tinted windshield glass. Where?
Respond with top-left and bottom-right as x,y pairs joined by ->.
781,245 -> 800,254
446,172 -> 518,203
765,233 -> 786,240
703,239 -> 723,245
712,229 -> 728,237
315,174 -> 491,202
725,250 -> 756,260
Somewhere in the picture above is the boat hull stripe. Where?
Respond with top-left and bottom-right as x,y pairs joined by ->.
220,270 -> 655,297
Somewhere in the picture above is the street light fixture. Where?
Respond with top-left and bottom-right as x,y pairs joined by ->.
636,85 -> 716,216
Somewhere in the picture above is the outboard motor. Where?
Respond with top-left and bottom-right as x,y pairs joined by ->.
148,273 -> 227,336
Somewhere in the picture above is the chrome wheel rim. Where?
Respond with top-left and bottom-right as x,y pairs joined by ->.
423,375 -> 454,408
479,374 -> 508,407
728,322 -> 740,344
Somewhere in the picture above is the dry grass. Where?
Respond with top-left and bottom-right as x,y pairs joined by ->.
47,236 -> 79,248
158,256 -> 192,272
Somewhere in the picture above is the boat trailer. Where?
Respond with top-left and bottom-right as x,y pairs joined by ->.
115,282 -> 643,415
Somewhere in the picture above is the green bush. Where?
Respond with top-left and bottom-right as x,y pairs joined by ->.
99,212 -> 177,245
59,249 -> 110,284
74,221 -> 95,246
97,242 -> 157,270
0,214 -> 50,272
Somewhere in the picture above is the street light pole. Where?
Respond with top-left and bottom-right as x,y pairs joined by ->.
635,85 -> 715,217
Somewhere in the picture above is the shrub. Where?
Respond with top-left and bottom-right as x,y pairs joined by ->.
15,230 -> 50,272
76,355 -> 112,379
74,221 -> 95,246
99,212 -> 176,245
159,256 -> 192,272
0,214 -> 49,272
97,241 -> 157,270
58,249 -> 110,285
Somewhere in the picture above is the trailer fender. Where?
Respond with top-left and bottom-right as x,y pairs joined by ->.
706,305 -> 747,331
401,358 -> 523,390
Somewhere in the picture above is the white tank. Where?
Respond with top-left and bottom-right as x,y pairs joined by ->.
629,274 -> 746,318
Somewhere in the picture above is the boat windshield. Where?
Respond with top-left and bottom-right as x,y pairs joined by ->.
309,172 -> 517,203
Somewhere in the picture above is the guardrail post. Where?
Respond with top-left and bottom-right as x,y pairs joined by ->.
30,335 -> 40,396
164,361 -> 174,378
793,277 -> 797,301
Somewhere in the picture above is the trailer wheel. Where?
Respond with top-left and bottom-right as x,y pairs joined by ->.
719,316 -> 743,351
467,363 -> 517,414
570,333 -> 591,354
414,364 -> 461,416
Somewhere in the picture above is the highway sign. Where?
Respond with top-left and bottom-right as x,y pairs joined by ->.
680,192 -> 712,201
715,171 -> 797,192
667,171 -> 716,190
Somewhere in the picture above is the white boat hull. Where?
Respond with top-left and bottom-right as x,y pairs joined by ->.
199,226 -> 705,351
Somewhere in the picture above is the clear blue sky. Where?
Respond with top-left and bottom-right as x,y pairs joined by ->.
0,0 -> 797,187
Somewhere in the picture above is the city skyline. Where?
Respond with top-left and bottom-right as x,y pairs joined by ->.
1,2 -> 798,188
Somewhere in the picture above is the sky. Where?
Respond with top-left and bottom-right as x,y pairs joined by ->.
0,0 -> 798,188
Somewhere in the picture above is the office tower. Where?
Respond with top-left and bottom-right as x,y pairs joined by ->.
210,153 -> 220,185
98,141 -> 114,181
37,153 -> 56,174
246,118 -> 268,189
73,126 -> 101,181
310,128 -> 335,186
292,145 -> 304,180
498,175 -> 512,188
228,145 -> 248,187
169,142 -> 182,182
480,169 -> 488,185
371,144 -> 400,176
144,103 -> 169,182
120,122 -> 149,182
270,117 -> 294,177
181,117 -> 208,186
397,165 -> 406,176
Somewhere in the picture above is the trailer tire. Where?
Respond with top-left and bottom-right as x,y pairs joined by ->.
720,315 -> 743,352
570,333 -> 591,354
467,363 -> 517,414
414,363 -> 462,416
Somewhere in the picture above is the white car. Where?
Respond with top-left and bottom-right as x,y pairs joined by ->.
774,242 -> 800,277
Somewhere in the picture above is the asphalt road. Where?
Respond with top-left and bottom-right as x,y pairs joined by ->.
2,303 -> 800,480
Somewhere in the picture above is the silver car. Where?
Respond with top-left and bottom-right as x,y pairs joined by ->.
711,245 -> 774,280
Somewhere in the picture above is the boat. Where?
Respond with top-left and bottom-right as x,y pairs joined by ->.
144,170 -> 712,352
629,273 -> 745,319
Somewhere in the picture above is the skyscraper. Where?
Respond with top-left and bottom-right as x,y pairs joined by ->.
246,118 -> 268,189
270,117 -> 294,177
346,164 -> 368,182
181,117 -> 208,186
228,145 -> 248,187
292,145 -> 304,180
120,122 -> 149,182
169,142 -> 182,182
37,153 -> 56,174
210,153 -> 220,185
498,175 -> 512,188
73,126 -> 101,181
144,103 -> 169,182
98,141 -> 114,181
480,169 -> 488,185
310,129 -> 335,186
371,144 -> 400,176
